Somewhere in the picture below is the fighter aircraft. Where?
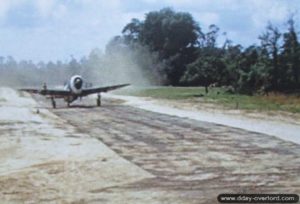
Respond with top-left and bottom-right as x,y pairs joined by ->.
19,75 -> 130,108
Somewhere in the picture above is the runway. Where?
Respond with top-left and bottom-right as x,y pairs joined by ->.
0,88 -> 299,203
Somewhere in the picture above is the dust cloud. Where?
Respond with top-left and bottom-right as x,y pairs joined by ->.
83,44 -> 163,87
0,43 -> 163,88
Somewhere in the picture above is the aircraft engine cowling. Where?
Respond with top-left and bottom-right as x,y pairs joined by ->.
70,75 -> 83,94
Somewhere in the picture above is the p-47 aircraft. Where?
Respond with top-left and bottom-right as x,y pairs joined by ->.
19,75 -> 130,108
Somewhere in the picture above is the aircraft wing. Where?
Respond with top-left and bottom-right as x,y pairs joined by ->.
81,84 -> 130,96
19,88 -> 71,97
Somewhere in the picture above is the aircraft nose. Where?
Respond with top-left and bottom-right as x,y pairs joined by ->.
74,78 -> 83,89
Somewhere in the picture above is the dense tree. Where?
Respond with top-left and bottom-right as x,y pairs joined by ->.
122,18 -> 142,44
259,23 -> 281,90
141,8 -> 200,57
181,52 -> 224,93
181,24 -> 226,92
281,16 -> 300,89
221,44 -> 241,85
121,8 -> 201,85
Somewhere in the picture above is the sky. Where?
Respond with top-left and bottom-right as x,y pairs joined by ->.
0,0 -> 299,62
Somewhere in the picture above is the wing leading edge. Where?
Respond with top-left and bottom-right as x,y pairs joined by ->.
19,88 -> 70,97
19,84 -> 130,97
81,84 -> 130,96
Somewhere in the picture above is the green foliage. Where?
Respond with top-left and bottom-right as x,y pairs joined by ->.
180,15 -> 300,94
180,25 -> 226,92
121,8 -> 201,85
181,51 -> 224,89
281,16 -> 300,89
1,8 -> 300,96
259,23 -> 281,90
140,8 -> 200,57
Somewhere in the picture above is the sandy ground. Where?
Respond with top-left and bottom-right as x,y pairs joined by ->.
0,88 -> 153,203
0,88 -> 299,203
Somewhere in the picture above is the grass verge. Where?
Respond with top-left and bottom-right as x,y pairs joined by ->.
121,86 -> 300,113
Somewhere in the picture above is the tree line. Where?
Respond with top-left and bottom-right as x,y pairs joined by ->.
115,8 -> 300,94
0,7 -> 299,95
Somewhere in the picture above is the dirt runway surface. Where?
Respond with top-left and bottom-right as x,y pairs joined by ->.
0,88 -> 299,203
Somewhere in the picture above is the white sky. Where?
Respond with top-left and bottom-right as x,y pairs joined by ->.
0,0 -> 298,62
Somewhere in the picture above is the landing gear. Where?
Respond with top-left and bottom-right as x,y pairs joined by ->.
97,93 -> 101,107
51,97 -> 56,109
66,96 -> 71,108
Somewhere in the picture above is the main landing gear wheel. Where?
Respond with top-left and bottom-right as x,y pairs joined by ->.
51,97 -> 56,109
97,93 -> 101,107
66,96 -> 71,107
